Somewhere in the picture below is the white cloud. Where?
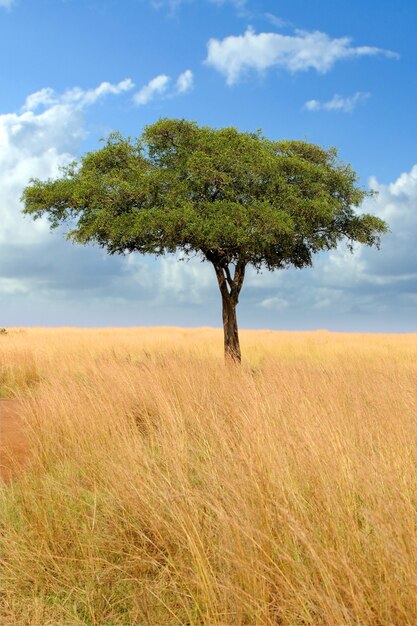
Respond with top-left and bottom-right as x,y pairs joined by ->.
304,92 -> 370,113
249,165 -> 417,321
62,78 -> 135,106
307,165 -> 417,307
206,27 -> 399,85
258,296 -> 289,311
1,111 -> 80,248
122,252 -> 216,307
21,88 -> 57,112
0,79 -> 134,252
133,70 -> 193,105
175,69 -> 194,94
1,81 -> 415,330
0,0 -> 14,9
21,79 -> 134,112
0,77 -> 201,314
369,165 -> 417,224
160,253 -> 213,304
264,13 -> 288,28
134,75 -> 170,105
0,277 -> 29,295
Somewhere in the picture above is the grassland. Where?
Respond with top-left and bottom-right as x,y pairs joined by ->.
0,327 -> 416,625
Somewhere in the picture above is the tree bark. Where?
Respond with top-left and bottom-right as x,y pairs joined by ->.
221,290 -> 241,362
206,252 -> 245,363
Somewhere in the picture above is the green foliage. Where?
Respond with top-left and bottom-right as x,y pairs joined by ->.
22,119 -> 388,272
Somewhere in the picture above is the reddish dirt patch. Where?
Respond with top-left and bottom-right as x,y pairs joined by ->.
0,399 -> 31,482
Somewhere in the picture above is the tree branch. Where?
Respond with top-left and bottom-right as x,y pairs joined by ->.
232,258 -> 246,303
223,264 -> 235,291
205,250 -> 246,302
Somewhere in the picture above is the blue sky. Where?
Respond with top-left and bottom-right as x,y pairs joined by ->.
1,0 -> 416,331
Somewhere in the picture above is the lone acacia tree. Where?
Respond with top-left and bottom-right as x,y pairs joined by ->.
22,119 -> 387,362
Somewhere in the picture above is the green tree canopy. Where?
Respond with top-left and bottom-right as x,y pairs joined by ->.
22,118 -> 388,361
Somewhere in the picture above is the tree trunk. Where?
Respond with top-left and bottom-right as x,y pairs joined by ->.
206,252 -> 246,363
222,291 -> 241,363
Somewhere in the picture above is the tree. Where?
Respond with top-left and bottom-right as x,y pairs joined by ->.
22,119 -> 388,362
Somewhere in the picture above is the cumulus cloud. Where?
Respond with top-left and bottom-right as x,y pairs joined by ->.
304,92 -> 370,113
157,253 -> 213,304
133,70 -> 193,105
121,162 -> 417,324
175,69 -> 194,94
133,75 -> 171,105
322,166 -> 417,290
0,76 -> 202,325
360,165 -> 417,286
0,79 -> 134,300
1,81 -> 415,330
205,27 -> 398,85
61,79 -> 135,106
255,165 -> 417,322
21,79 -> 134,113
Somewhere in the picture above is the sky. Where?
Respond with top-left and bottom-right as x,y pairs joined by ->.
1,0 -> 416,331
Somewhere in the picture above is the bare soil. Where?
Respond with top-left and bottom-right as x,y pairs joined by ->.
0,399 -> 31,482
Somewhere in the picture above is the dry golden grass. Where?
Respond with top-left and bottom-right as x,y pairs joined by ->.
0,327 -> 416,625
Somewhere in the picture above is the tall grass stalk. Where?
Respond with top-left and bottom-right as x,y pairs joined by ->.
1,328 -> 416,625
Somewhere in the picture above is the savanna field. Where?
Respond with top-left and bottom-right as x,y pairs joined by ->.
0,327 -> 415,625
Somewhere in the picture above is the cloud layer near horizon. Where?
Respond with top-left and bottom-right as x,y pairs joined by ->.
0,82 -> 415,330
